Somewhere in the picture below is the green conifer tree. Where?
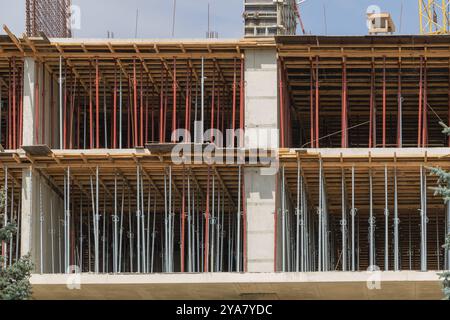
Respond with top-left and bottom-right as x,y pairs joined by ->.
428,122 -> 450,300
0,186 -> 34,300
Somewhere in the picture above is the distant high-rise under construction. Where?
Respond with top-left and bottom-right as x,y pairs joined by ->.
26,0 -> 72,38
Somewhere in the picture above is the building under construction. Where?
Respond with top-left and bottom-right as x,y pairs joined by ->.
0,1 -> 449,300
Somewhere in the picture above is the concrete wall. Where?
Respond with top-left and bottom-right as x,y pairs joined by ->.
244,49 -> 279,273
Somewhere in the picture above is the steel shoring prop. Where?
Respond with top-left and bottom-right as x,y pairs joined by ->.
113,174 -> 118,273
369,62 -> 375,148
169,166 -> 173,272
382,56 -> 387,148
341,57 -> 348,148
296,159 -> 301,272
418,57 -> 424,147
50,198 -> 55,273
136,166 -> 141,273
181,169 -> 186,273
192,178 -> 196,272
384,165 -> 389,271
281,166 -> 286,272
394,166 -> 400,271
436,210 -> 440,270
220,192 -> 225,272
164,171 -> 168,272
79,194 -> 83,272
64,167 -> 71,273
236,166 -> 241,272
128,190 -> 134,272
187,173 -> 191,272
151,191 -> 157,273
422,60 -> 428,147
420,165 -> 428,271
140,174 -> 146,273
397,61 -> 403,147
351,166 -> 357,271
215,183 -> 221,272
39,176 -> 43,273
146,189 -> 151,273
446,202 -> 450,270
369,169 -> 375,270
2,167 -> 7,268
63,169 -> 67,272
102,198 -> 106,273
9,180 -> 13,267
59,56 -> 63,149
118,181 -> 124,273
303,177 -> 309,272
211,175 -> 215,272
318,159 -> 323,272
89,168 -> 100,273
341,168 -> 347,272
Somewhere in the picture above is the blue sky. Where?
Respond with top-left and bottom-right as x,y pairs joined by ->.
0,0 -> 419,38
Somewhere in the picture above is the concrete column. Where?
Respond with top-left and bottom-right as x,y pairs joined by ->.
244,49 -> 279,272
21,58 -> 64,273
22,57 -> 60,147
22,58 -> 37,146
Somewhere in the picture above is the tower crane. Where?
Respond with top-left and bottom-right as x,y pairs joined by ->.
419,0 -> 450,34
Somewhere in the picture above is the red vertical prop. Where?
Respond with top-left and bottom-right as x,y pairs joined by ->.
12,58 -> 17,149
382,56 -> 387,148
315,56 -> 320,148
369,62 -> 375,148
133,59 -> 138,147
113,63 -> 117,149
184,69 -> 190,132
397,61 -> 402,148
159,63 -> 164,143
140,63 -> 144,146
172,59 -> 177,142
96,59 -> 100,148
89,63 -> 94,149
341,57 -> 348,148
239,58 -> 245,147
418,57 -> 423,147
42,62 -> 46,144
232,58 -> 237,146
423,59 -> 428,147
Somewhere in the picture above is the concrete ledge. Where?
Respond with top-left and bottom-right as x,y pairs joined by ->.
30,271 -> 443,300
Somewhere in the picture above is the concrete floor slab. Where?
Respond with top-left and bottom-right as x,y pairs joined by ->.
30,271 -> 444,300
